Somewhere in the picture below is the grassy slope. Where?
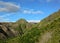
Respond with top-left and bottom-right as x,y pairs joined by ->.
46,18 -> 60,43
37,10 -> 60,28
38,17 -> 60,43
5,28 -> 41,43
37,10 -> 60,43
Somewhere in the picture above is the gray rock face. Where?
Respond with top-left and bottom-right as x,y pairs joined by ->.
0,23 -> 16,39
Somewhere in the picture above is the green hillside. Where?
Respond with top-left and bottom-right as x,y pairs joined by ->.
37,10 -> 60,43
38,17 -> 60,43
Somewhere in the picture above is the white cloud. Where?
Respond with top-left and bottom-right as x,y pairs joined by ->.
0,17 -> 10,22
27,20 -> 40,23
0,1 -> 20,12
46,0 -> 51,2
0,13 -> 15,17
23,10 -> 31,14
23,9 -> 44,14
0,13 -> 15,22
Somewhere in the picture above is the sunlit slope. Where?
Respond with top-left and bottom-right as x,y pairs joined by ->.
37,10 -> 60,43
37,10 -> 60,29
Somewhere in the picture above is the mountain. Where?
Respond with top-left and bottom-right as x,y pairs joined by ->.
0,10 -> 60,43
5,10 -> 60,43
0,18 -> 36,40
11,18 -> 36,36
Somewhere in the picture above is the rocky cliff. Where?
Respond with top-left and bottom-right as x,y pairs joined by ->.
0,23 -> 16,39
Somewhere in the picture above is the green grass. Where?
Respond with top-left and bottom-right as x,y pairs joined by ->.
0,28 -> 40,43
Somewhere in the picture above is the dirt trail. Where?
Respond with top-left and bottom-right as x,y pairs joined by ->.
39,32 -> 52,43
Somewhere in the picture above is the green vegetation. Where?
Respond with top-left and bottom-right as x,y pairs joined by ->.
46,18 -> 60,43
4,28 -> 40,43
20,28 -> 40,43
37,10 -> 60,43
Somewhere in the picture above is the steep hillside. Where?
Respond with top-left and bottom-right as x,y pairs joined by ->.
38,17 -> 60,43
37,10 -> 60,43
0,22 -> 16,40
37,10 -> 60,28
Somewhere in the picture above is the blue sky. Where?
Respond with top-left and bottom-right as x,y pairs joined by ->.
0,0 -> 60,22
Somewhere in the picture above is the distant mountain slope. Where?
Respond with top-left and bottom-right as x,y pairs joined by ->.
12,19 -> 33,29
11,19 -> 36,36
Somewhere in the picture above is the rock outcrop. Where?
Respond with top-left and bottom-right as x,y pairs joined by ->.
0,23 -> 16,39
